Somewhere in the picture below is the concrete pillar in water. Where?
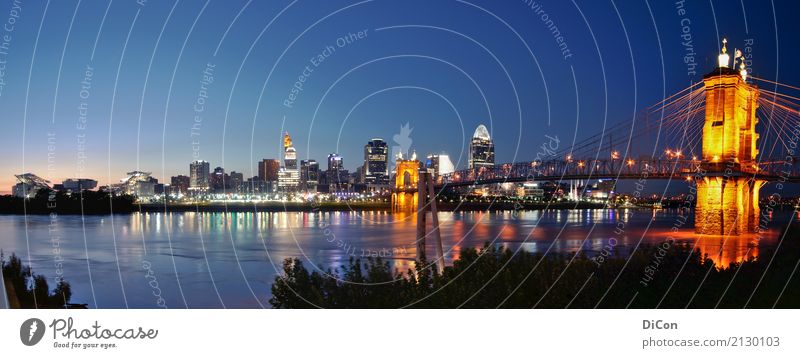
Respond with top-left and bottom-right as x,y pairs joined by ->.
416,170 -> 427,262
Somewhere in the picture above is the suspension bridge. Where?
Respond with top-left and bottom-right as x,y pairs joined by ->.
394,40 -> 800,238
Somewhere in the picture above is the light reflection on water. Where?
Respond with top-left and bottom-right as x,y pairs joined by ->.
0,208 -> 788,308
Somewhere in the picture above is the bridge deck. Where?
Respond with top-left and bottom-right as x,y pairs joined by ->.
436,158 -> 800,187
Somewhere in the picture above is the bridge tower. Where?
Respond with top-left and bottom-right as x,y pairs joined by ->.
696,39 -> 764,235
391,157 -> 445,271
392,157 -> 421,211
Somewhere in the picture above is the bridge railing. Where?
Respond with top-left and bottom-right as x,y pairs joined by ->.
437,157 -> 800,186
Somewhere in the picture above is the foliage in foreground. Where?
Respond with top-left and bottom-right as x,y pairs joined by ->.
2,252 -> 73,308
271,225 -> 800,308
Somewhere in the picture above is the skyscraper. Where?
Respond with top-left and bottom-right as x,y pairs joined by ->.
300,159 -> 319,191
469,124 -> 495,169
258,159 -> 281,182
278,132 -> 300,191
327,153 -> 344,183
189,160 -> 210,191
363,138 -> 389,185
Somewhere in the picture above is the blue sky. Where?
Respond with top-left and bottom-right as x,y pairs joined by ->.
1,0 -> 798,191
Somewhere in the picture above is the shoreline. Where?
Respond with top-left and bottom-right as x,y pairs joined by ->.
0,201 -> 615,215
140,201 -> 608,213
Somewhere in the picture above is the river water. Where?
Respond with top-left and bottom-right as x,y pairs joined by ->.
0,209 -> 793,308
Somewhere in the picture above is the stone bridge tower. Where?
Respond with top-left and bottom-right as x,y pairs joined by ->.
696,39 -> 764,235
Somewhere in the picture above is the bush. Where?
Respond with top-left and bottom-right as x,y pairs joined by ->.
270,225 -> 800,308
1,252 -> 73,308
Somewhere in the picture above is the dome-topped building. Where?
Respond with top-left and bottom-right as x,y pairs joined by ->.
473,124 -> 491,141
469,124 -> 495,169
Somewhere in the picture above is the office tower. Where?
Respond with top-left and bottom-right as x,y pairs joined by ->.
258,159 -> 280,182
469,124 -> 495,169
189,160 -> 210,191
300,159 -> 319,191
327,153 -> 344,183
363,138 -> 389,185
278,132 -> 300,191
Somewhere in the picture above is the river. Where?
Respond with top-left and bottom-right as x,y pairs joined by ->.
0,209 -> 793,308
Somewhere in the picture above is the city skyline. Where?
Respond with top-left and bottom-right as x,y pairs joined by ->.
2,1 -> 799,193
7,131 -> 477,192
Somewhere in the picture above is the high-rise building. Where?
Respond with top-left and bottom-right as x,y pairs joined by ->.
189,160 -> 210,191
229,171 -> 244,193
326,154 -> 344,183
258,159 -> 280,182
363,138 -> 389,185
170,175 -> 190,194
278,132 -> 300,191
426,153 -> 455,177
469,124 -> 495,169
300,159 -> 319,191
210,166 -> 230,192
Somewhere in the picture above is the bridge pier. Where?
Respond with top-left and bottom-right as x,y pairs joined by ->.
695,176 -> 765,235
416,171 -> 445,273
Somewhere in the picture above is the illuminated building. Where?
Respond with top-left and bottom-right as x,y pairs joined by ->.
363,138 -> 389,185
516,182 -> 544,200
326,154 -> 344,183
189,160 -> 210,192
469,124 -> 495,169
278,132 -> 300,192
425,153 -> 455,177
12,173 -> 51,198
300,159 -> 319,192
120,171 -> 155,197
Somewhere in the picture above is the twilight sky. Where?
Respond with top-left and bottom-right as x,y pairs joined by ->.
1,0 -> 799,192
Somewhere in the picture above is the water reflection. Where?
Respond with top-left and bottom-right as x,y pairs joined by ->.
0,208 -> 789,308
